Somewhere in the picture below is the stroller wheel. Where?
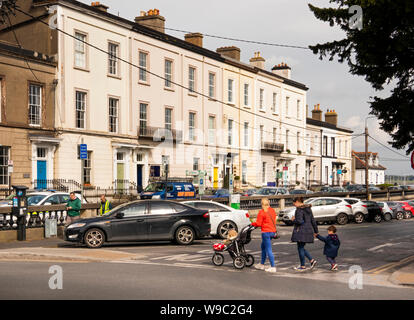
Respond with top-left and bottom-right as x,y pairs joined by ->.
245,254 -> 255,267
233,256 -> 246,270
212,253 -> 224,266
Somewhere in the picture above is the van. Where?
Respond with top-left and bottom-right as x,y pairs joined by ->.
140,182 -> 196,200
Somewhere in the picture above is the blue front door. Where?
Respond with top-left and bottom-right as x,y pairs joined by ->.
37,160 -> 47,189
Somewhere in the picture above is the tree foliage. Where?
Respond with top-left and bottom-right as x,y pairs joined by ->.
308,0 -> 414,153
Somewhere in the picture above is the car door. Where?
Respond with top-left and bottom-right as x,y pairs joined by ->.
44,195 -> 61,205
322,199 -> 343,219
308,199 -> 326,219
59,194 -> 70,204
193,202 -> 229,234
147,201 -> 186,240
165,183 -> 175,200
110,202 -> 148,241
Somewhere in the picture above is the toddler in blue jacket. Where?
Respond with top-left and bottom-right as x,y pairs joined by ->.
315,225 -> 341,271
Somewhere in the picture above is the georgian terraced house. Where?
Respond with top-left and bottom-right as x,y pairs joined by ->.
0,0 -> 330,191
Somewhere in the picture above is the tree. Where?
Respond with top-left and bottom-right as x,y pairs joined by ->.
308,0 -> 414,154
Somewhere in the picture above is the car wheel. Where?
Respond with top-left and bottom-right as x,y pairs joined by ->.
404,211 -> 412,219
84,228 -> 105,249
354,213 -> 365,224
212,253 -> 224,266
245,254 -> 255,267
396,211 -> 404,220
175,226 -> 195,245
336,213 -> 349,225
217,220 -> 238,239
384,213 -> 392,222
374,214 -> 382,223
233,256 -> 246,269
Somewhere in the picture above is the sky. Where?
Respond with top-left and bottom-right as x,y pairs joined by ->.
78,0 -> 412,175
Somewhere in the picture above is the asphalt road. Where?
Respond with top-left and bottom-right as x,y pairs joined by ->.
0,218 -> 413,299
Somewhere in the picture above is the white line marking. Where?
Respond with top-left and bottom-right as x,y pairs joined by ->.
367,243 -> 401,252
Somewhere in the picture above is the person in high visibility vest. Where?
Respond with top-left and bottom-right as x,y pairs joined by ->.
99,195 -> 112,216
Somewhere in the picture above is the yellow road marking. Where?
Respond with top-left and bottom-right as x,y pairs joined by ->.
367,255 -> 414,274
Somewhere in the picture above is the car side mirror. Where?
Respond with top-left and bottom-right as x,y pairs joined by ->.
116,212 -> 124,219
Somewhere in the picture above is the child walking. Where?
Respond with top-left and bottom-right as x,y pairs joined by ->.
315,225 -> 341,271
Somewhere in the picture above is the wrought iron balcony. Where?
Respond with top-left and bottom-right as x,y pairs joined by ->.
138,126 -> 183,141
261,141 -> 284,153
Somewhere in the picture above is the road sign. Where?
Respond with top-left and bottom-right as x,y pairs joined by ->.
80,144 -> 88,159
283,166 -> 288,171
337,169 -> 342,175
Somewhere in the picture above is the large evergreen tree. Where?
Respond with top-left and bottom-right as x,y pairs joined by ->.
308,0 -> 414,153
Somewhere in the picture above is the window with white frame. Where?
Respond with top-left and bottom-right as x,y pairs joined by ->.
208,72 -> 215,98
74,32 -> 87,69
228,79 -> 234,103
295,164 -> 299,181
228,119 -> 233,146
37,147 -> 46,159
189,67 -> 196,93
0,146 -> 9,185
165,59 -> 172,88
75,91 -> 86,129
189,112 -> 196,141
244,83 -> 249,106
139,51 -> 148,82
297,100 -> 301,119
83,151 -> 92,185
338,140 -> 342,157
260,125 -> 264,147
29,84 -> 42,126
285,96 -> 290,116
109,98 -> 118,133
242,160 -> 247,184
286,129 -> 290,151
193,158 -> 199,171
259,88 -> 265,110
139,103 -> 147,135
244,122 -> 249,147
108,42 -> 119,76
297,132 -> 300,152
331,137 -> 335,157
262,162 -> 266,184
165,108 -> 172,131
272,92 -> 277,113
345,140 -> 348,157
208,116 -> 215,145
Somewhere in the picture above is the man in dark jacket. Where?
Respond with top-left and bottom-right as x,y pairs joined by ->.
291,197 -> 319,271
316,225 -> 341,271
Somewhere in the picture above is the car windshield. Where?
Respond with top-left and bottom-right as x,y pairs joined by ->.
27,195 -> 47,205
290,190 -> 306,194
144,183 -> 165,192
257,189 -> 273,195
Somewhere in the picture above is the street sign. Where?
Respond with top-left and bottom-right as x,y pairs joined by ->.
337,169 -> 342,175
80,144 -> 88,159
283,166 -> 288,171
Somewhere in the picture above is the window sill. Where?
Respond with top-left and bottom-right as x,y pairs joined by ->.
259,109 -> 266,113
208,97 -> 217,102
188,92 -> 198,98
107,74 -> 122,80
164,87 -> 175,92
29,124 -> 41,128
138,81 -> 150,86
74,66 -> 90,73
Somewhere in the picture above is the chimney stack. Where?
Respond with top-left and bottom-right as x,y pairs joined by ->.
325,109 -> 338,126
135,9 -> 165,33
216,46 -> 241,61
249,51 -> 265,69
311,104 -> 323,121
91,2 -> 109,12
185,33 -> 203,47
272,62 -> 291,79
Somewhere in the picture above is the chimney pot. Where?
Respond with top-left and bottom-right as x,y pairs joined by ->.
135,9 -> 165,33
91,1 -> 109,12
217,46 -> 241,61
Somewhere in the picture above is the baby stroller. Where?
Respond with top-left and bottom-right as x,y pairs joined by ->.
212,224 -> 256,269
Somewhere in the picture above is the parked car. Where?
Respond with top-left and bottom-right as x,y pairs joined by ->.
256,187 -> 288,196
278,197 -> 353,226
397,201 -> 414,219
369,186 -> 382,192
376,202 -> 393,221
183,200 -> 251,239
64,200 -> 211,248
361,201 -> 384,223
204,188 -> 230,199
0,191 -> 86,208
140,182 -> 196,200
329,187 -> 347,193
386,201 -> 406,220
345,184 -> 365,192
289,189 -> 313,195
241,189 -> 258,197
343,198 -> 368,224
388,186 -> 402,191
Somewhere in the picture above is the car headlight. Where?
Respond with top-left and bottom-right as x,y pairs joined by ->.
67,223 -> 86,229
152,195 -> 161,199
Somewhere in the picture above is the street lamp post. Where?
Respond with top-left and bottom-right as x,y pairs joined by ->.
365,116 -> 376,200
